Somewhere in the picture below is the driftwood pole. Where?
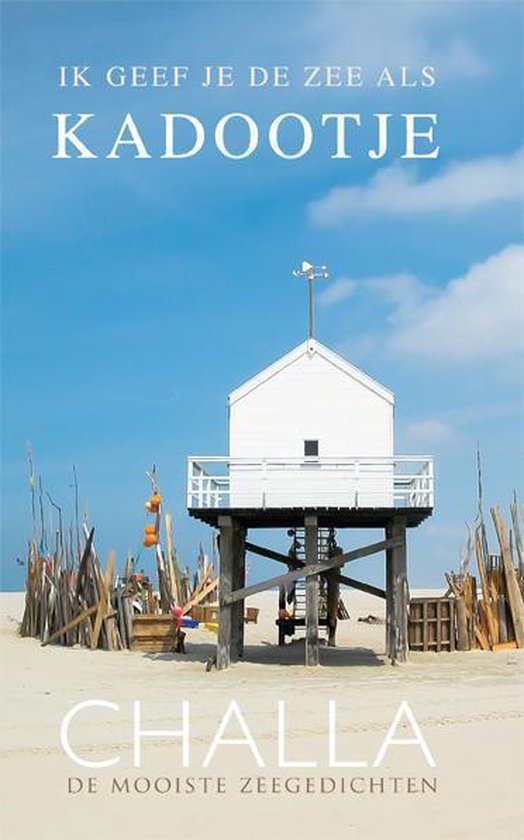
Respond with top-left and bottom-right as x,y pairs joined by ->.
455,595 -> 470,651
491,506 -> 524,648
510,493 -> 524,578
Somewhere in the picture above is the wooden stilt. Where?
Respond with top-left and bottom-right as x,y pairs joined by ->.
385,539 -> 394,655
217,515 -> 234,670
278,585 -> 287,646
326,570 -> 339,647
386,515 -> 408,664
305,515 -> 319,666
231,523 -> 246,661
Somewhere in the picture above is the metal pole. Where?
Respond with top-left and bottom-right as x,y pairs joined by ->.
308,275 -> 314,338
293,261 -> 329,341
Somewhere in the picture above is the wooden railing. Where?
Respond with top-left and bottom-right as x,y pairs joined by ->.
187,455 -> 434,510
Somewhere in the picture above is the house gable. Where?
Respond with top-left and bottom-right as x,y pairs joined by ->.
228,338 -> 394,406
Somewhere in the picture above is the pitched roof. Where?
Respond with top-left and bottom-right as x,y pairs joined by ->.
228,338 -> 394,405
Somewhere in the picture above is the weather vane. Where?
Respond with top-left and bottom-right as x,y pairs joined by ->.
293,260 -> 329,338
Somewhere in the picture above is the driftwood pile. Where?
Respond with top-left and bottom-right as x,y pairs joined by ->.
21,520 -> 218,650
20,462 -> 218,650
446,500 -> 524,652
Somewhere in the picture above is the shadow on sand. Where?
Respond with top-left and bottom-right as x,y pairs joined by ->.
144,639 -> 385,669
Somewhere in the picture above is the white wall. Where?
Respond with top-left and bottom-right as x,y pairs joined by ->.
228,348 -> 394,507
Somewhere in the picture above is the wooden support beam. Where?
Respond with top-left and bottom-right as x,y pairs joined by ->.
231,523 -> 246,661
326,570 -> 339,647
336,574 -> 386,600
217,516 -> 233,670
224,537 -> 402,605
245,541 -> 295,566
217,516 -> 246,668
278,586 -> 287,646
305,515 -> 319,666
385,537 -> 393,655
386,516 -> 408,664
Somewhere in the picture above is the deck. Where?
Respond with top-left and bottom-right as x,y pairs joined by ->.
188,504 -> 432,528
187,455 -> 434,528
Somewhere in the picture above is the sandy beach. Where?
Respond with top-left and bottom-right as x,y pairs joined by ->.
1,589 -> 523,840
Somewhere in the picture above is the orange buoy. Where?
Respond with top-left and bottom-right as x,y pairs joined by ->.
142,534 -> 159,547
145,494 -> 161,512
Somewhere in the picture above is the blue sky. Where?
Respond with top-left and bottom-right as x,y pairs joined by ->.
2,0 -> 523,590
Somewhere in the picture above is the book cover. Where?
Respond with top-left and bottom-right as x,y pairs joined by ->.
2,2 -> 523,839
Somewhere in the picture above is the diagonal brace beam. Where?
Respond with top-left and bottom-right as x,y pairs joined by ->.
245,541 -> 295,566
223,537 -> 401,605
336,574 -> 386,600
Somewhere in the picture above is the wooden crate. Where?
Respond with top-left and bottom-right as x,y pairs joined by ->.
408,598 -> 456,652
131,614 -> 176,652
192,604 -> 259,624
191,604 -> 219,623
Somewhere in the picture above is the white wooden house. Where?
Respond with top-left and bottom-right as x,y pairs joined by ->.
188,338 -> 433,511
187,334 -> 434,669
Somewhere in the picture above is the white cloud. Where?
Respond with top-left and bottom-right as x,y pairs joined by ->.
400,418 -> 455,449
326,246 -> 524,364
309,149 -> 524,225
389,244 -> 524,360
318,277 -> 358,307
303,3 -> 488,80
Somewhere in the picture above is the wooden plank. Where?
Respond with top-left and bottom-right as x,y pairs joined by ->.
475,532 -> 496,648
225,537 -> 402,605
336,575 -> 385,600
475,621 -> 491,651
491,506 -> 524,648
493,640 -> 517,651
449,600 -> 456,651
91,551 -> 116,651
510,494 -> 524,577
181,578 -> 218,615
497,593 -> 509,643
42,604 -> 98,646
305,516 -> 319,666
165,512 -> 179,606
422,600 -> 428,652
185,563 -> 214,606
